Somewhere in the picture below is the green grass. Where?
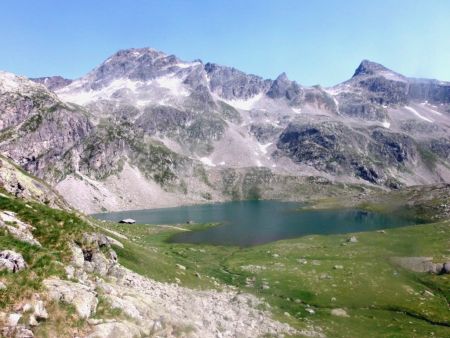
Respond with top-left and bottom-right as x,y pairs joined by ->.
0,189 -> 90,310
95,204 -> 450,338
0,180 -> 448,337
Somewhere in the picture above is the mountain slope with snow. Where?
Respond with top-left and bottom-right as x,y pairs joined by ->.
0,48 -> 449,212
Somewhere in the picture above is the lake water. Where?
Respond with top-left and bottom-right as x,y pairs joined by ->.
93,200 -> 421,246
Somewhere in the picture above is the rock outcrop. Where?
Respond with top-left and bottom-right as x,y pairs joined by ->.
0,211 -> 40,246
0,250 -> 27,273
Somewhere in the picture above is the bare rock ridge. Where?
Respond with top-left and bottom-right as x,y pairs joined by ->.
0,48 -> 448,212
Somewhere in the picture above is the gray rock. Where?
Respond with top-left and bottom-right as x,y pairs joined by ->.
69,242 -> 85,268
442,262 -> 450,274
0,211 -> 41,246
331,308 -> 349,317
43,278 -> 98,319
347,236 -> 358,243
0,250 -> 27,272
391,257 -> 443,274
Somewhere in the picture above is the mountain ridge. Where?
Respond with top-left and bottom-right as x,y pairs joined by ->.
0,47 -> 449,213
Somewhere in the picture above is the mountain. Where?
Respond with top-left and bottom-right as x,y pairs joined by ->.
1,48 -> 449,212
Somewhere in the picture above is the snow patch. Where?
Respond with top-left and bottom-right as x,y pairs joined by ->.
258,142 -> 272,155
404,106 -> 433,123
382,120 -> 390,129
58,78 -> 141,105
175,62 -> 201,69
224,93 -> 263,110
156,75 -> 190,96
199,157 -> 216,167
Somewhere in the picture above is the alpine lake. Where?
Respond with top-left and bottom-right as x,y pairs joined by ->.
93,200 -> 422,246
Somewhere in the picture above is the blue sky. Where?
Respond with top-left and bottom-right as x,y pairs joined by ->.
1,0 -> 449,86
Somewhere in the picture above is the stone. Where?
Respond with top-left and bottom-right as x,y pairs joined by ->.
0,250 -> 27,272
106,236 -> 124,249
13,326 -> 34,338
442,262 -> 450,274
69,242 -> 85,268
176,264 -> 186,270
29,315 -> 39,326
0,281 -> 6,290
305,308 -> 315,314
33,300 -> 48,320
333,265 -> 344,270
392,257 -> 442,273
7,312 -> 22,327
347,236 -> 358,243
43,278 -> 98,319
331,308 -> 349,317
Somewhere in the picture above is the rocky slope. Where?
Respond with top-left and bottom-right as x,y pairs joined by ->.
0,49 -> 449,212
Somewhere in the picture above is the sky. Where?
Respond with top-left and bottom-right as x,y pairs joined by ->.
1,0 -> 449,86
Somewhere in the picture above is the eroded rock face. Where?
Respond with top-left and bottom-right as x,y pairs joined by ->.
0,250 -> 27,273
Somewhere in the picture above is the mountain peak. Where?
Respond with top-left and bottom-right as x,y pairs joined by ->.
352,60 -> 406,81
275,72 -> 289,82
353,60 -> 391,77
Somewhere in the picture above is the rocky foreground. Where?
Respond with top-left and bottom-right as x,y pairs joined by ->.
0,215 -> 317,338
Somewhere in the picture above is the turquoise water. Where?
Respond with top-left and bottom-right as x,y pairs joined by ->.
93,200 -> 420,246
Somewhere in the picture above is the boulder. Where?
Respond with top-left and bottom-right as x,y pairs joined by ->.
0,250 -> 27,272
347,236 -> 358,243
32,299 -> 48,320
43,278 -> 98,318
69,242 -> 85,268
331,308 -> 349,317
391,257 -> 447,274
106,236 -> 124,249
442,262 -> 450,274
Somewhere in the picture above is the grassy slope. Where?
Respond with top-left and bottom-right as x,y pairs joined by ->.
0,189 -> 91,336
96,196 -> 450,338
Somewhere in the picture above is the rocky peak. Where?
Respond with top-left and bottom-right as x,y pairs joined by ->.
204,62 -> 271,100
267,72 -> 302,100
31,76 -> 73,91
85,47 -> 190,89
275,72 -> 289,82
353,60 -> 392,77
